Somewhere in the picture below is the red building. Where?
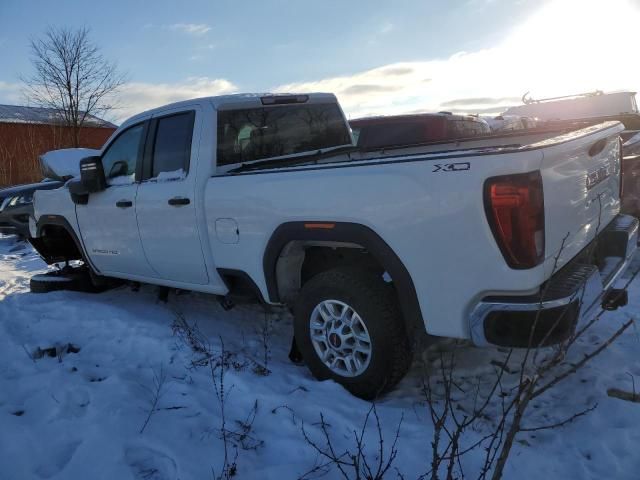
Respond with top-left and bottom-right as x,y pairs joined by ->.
0,105 -> 117,187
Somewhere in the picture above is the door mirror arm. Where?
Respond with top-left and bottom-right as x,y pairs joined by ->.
68,178 -> 89,205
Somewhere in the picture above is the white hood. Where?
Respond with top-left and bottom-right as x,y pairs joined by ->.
40,148 -> 101,181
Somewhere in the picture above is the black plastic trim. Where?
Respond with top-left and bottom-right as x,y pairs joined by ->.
141,118 -> 157,181
32,215 -> 100,274
142,110 -> 195,182
484,302 -> 579,348
217,268 -> 265,303
263,221 -> 423,332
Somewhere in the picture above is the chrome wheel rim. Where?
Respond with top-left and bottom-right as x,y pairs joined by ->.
309,299 -> 372,378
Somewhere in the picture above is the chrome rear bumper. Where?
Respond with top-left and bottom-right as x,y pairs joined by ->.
470,214 -> 638,347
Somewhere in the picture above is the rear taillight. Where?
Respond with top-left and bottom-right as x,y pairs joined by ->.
484,171 -> 545,269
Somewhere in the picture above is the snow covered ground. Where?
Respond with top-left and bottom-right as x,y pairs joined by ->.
1,236 -> 640,480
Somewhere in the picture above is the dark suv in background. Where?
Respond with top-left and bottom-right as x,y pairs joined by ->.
0,180 -> 63,238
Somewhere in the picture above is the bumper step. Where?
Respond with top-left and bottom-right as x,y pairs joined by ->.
470,214 -> 639,347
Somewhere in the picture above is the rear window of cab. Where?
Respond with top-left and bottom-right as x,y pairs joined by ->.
216,103 -> 351,166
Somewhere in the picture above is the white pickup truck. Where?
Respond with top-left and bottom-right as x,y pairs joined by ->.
29,93 -> 638,398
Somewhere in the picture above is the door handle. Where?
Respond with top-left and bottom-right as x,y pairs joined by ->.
116,200 -> 133,208
168,197 -> 190,206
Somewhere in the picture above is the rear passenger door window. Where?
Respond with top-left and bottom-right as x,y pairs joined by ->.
147,111 -> 195,180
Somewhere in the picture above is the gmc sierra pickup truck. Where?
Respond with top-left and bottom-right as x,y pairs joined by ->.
29,93 -> 638,398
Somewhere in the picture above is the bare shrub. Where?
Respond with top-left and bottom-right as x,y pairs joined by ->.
299,403 -> 404,480
169,308 -> 264,479
139,364 -> 169,434
210,337 -> 238,480
253,310 -> 273,376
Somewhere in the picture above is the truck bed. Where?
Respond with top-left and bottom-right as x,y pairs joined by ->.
206,121 -> 624,339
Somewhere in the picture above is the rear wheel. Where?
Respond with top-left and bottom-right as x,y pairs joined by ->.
293,267 -> 412,399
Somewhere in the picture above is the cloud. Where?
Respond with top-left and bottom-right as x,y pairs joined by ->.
9,0 -> 636,129
380,23 -> 394,34
276,62 -> 436,117
0,81 -> 22,105
380,67 -> 414,76
440,97 -> 522,107
168,23 -> 211,36
114,77 -> 237,122
276,0 -> 640,120
341,84 -> 403,95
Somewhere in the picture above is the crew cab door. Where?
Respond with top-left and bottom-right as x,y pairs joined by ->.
75,121 -> 158,277
134,108 -> 210,285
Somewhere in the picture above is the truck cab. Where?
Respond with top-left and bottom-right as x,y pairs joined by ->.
31,93 -> 353,291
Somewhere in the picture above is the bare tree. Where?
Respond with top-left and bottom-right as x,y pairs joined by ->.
299,403 -> 404,480
22,26 -> 125,146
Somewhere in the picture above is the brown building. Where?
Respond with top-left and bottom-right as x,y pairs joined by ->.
0,105 -> 117,187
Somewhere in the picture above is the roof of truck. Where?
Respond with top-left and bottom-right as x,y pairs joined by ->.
121,93 -> 338,128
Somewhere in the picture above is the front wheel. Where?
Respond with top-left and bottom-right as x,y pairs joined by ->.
293,267 -> 412,399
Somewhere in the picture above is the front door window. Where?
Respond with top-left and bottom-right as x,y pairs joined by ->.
101,123 -> 145,185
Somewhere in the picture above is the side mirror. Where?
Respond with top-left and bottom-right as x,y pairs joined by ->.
79,156 -> 106,193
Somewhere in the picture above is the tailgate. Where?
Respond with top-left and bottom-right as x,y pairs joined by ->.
540,121 -> 624,275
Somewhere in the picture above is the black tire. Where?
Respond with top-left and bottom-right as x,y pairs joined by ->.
30,267 -> 112,294
293,267 -> 412,399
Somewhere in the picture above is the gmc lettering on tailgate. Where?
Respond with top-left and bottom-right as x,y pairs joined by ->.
586,164 -> 611,190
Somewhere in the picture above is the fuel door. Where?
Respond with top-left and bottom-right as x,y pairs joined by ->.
215,218 -> 239,244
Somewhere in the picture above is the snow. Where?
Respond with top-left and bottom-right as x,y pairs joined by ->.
40,149 -> 100,181
154,169 -> 186,182
1,240 -> 640,479
107,173 -> 135,186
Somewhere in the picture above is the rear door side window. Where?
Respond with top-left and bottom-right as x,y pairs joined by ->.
149,111 -> 195,179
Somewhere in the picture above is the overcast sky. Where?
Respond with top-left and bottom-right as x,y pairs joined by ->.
0,0 -> 639,123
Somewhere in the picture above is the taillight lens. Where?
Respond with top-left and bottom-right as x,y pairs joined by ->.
484,171 -> 545,269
